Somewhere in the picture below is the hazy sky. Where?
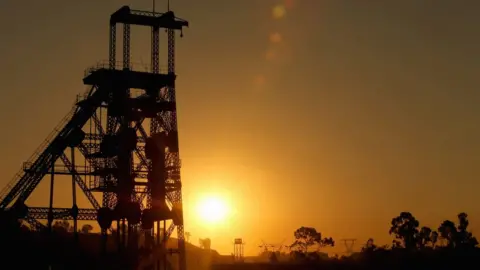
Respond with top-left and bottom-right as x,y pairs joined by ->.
1,0 -> 480,256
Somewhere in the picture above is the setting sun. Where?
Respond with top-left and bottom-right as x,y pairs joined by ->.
196,196 -> 230,224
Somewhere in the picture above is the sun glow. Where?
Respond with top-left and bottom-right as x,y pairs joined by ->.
196,195 -> 230,224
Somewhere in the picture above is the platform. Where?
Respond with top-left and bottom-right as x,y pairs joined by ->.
83,62 -> 176,89
111,6 -> 189,29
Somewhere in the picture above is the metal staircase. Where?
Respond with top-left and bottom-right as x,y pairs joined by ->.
0,85 -> 106,209
0,102 -> 76,206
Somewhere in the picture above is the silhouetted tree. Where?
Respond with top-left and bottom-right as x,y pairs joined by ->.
458,212 -> 469,232
291,227 -> 320,253
456,212 -> 478,248
362,238 -> 377,252
438,219 -> 457,248
290,250 -> 306,261
81,224 -> 93,234
431,231 -> 439,248
391,239 -> 402,249
417,226 -> 434,249
320,237 -> 335,248
389,212 -> 420,250
439,213 -> 478,249
291,227 -> 334,254
52,220 -> 70,233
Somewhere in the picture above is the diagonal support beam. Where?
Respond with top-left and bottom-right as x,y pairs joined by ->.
28,206 -> 97,221
164,222 -> 176,241
91,112 -> 105,135
134,118 -> 149,170
25,215 -> 47,231
59,153 -> 100,210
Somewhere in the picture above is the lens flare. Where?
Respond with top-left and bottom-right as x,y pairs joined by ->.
285,0 -> 295,9
272,5 -> 286,19
254,75 -> 266,86
265,49 -> 277,61
269,32 -> 283,43
196,196 -> 230,224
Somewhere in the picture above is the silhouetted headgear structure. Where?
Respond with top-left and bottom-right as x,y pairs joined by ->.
0,5 -> 189,270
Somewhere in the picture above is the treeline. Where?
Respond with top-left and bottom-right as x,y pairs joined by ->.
264,212 -> 480,269
386,212 -> 478,250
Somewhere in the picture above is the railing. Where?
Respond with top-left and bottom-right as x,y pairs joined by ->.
77,86 -> 151,102
0,170 -> 24,206
76,93 -> 90,104
129,9 -> 189,24
27,106 -> 77,165
130,9 -> 167,17
84,60 -> 168,77
75,88 -> 92,106
0,101 -> 78,204
22,162 -> 95,175
88,176 -> 100,191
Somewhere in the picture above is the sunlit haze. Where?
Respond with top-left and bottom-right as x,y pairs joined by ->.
195,194 -> 231,225
1,0 -> 480,257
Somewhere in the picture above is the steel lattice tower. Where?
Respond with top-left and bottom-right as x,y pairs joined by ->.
340,238 -> 356,255
0,6 -> 188,270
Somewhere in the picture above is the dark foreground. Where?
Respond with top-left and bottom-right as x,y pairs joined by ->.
2,222 -> 480,269
0,224 -> 217,270
2,229 -> 135,269
212,249 -> 480,270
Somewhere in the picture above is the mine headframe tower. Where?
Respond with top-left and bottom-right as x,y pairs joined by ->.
0,5 -> 188,270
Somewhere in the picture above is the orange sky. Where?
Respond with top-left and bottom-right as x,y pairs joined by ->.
1,0 -> 480,256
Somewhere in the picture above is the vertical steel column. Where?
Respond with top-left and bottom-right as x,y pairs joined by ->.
104,21 -> 118,254
123,23 -> 131,69
105,22 -> 117,209
150,23 -> 161,134
121,22 -> 133,250
71,147 -> 78,239
47,158 -> 55,231
148,23 -> 161,253
167,27 -> 187,270
109,23 -> 117,69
